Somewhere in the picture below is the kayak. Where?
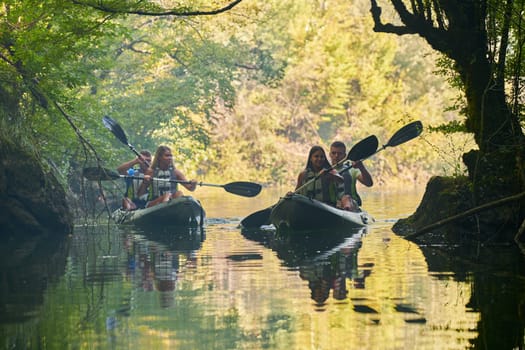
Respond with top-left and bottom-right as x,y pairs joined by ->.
111,196 -> 206,227
269,193 -> 374,231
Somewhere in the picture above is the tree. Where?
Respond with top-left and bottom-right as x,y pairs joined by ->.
371,0 -> 525,240
371,0 -> 524,148
0,0 -> 248,234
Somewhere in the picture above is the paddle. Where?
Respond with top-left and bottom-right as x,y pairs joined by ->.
100,116 -> 262,197
337,120 -> 424,176
240,120 -> 424,228
83,167 -> 262,198
102,116 -> 149,165
240,135 -> 379,229
294,135 -> 379,194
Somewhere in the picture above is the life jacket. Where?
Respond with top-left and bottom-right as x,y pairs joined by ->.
125,168 -> 147,200
148,166 -> 178,200
297,168 -> 337,206
337,165 -> 362,206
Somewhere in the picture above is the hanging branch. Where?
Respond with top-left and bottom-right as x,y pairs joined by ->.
71,0 -> 244,17
405,191 -> 525,241
515,218 -> 525,254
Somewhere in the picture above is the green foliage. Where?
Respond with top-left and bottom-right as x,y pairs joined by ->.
1,0 -> 486,191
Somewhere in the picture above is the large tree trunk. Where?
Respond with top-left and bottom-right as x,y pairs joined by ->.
371,0 -> 525,242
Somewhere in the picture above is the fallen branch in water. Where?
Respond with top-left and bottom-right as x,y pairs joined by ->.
515,218 -> 525,254
405,191 -> 525,241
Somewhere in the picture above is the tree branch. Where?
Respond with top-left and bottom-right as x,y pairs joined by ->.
515,218 -> 525,253
370,0 -> 418,35
71,0 -> 244,17
405,191 -> 525,241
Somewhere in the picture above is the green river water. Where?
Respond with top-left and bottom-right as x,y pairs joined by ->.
1,186 -> 524,349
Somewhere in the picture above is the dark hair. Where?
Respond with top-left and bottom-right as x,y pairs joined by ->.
140,150 -> 152,157
305,145 -> 331,170
330,141 -> 346,150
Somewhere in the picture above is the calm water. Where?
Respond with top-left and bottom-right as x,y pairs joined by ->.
1,186 -> 524,349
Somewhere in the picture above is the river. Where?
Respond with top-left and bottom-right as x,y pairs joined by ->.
1,186 -> 524,349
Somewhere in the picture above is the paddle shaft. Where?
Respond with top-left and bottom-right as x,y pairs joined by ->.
119,174 -> 194,185
119,174 -> 231,188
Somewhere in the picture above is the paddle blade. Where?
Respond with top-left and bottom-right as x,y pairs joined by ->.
241,207 -> 273,228
385,120 -> 423,147
223,181 -> 262,197
102,116 -> 129,146
347,135 -> 379,161
83,167 -> 121,181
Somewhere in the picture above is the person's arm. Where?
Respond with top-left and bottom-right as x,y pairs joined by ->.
353,161 -> 373,187
174,169 -> 197,192
137,169 -> 153,196
117,157 -> 142,175
286,171 -> 305,196
295,171 -> 306,190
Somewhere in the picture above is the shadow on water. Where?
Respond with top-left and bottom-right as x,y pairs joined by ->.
419,243 -> 525,349
0,233 -> 69,324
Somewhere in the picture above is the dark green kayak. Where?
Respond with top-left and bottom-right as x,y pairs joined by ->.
111,196 -> 205,227
269,193 -> 374,231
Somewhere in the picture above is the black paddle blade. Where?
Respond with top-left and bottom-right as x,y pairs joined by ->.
241,207 -> 273,228
224,181 -> 262,197
102,116 -> 129,146
386,120 -> 423,147
347,135 -> 379,161
83,167 -> 120,181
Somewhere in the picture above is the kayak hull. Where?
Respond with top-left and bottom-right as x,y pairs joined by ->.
269,194 -> 373,231
111,196 -> 205,227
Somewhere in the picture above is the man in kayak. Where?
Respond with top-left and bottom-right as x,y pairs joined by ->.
117,150 -> 152,210
329,141 -> 373,211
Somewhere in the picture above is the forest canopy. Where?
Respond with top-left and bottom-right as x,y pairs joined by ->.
1,0 -> 475,191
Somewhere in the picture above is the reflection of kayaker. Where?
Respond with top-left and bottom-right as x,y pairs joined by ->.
299,231 -> 367,304
154,252 -> 177,293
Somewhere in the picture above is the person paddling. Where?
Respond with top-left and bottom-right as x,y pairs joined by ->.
292,145 -> 343,206
329,141 -> 373,211
117,150 -> 152,211
137,145 -> 197,208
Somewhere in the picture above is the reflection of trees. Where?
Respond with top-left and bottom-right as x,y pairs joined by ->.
0,234 -> 68,324
420,245 -> 525,349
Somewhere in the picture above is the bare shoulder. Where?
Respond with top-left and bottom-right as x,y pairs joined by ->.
173,168 -> 186,180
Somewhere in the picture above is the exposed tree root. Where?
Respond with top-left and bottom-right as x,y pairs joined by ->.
515,218 -> 525,254
405,191 -> 525,242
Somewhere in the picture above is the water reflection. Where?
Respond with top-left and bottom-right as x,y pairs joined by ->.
418,244 -> 525,349
299,232 -> 367,306
242,226 -> 372,308
124,226 -> 205,309
2,187 -> 525,349
0,233 -> 68,324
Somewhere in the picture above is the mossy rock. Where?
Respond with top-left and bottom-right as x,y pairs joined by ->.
393,175 -> 522,244
0,138 -> 73,238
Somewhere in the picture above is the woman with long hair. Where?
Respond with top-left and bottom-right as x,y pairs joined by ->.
137,145 -> 197,208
